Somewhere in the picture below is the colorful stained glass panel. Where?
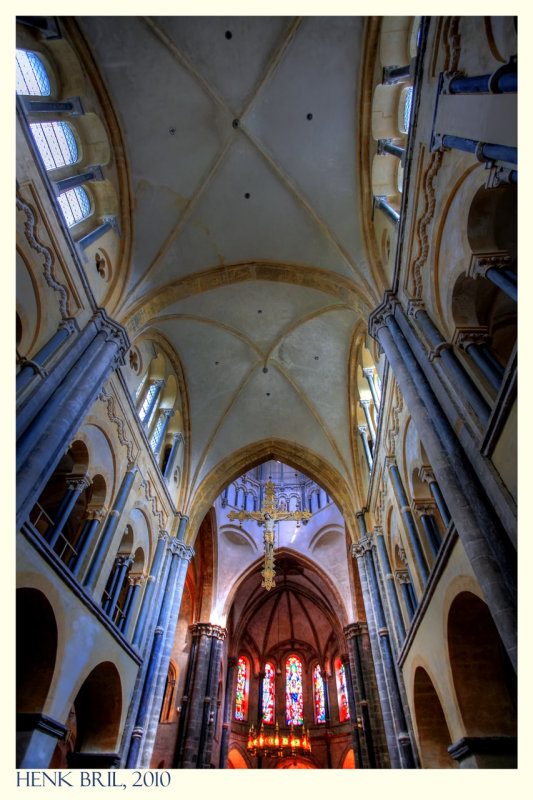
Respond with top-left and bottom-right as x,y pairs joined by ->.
337,662 -> 350,722
285,655 -> 303,726
313,665 -> 326,724
262,662 -> 275,723
235,656 -> 248,721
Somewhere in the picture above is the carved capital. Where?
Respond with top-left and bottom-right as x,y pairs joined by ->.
385,455 -> 397,470
485,164 -> 516,189
344,622 -> 368,640
85,504 -> 106,521
468,252 -> 512,281
428,341 -> 452,362
412,499 -> 437,517
368,291 -> 398,340
66,475 -> 91,493
352,536 -> 373,560
169,540 -> 194,562
418,465 -> 435,485
395,569 -> 411,585
191,622 -> 227,640
406,298 -> 425,317
452,326 -> 490,350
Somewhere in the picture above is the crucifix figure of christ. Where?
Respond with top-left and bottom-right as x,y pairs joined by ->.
226,478 -> 312,590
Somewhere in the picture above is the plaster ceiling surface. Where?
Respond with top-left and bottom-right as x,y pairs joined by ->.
78,16 -> 378,510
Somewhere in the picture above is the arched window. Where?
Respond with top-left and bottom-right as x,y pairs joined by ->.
57,187 -> 91,227
262,662 -> 275,723
29,121 -> 78,170
139,382 -> 158,422
149,413 -> 165,452
286,655 -> 303,726
313,665 -> 326,724
400,86 -> 413,134
335,659 -> 350,722
16,49 -> 50,96
235,656 -> 249,721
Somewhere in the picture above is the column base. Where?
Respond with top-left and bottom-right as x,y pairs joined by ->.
448,736 -> 517,768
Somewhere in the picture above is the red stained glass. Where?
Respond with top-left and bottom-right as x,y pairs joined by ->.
263,662 -> 275,723
286,655 -> 303,725
336,661 -> 350,722
235,656 -> 249,721
313,665 -> 326,723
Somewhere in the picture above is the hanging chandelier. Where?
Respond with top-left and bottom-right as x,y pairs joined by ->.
247,721 -> 312,758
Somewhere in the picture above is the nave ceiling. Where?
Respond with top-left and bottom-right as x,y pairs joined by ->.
76,16 -> 382,512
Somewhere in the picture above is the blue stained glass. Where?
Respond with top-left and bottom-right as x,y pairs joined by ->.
57,187 -> 90,228
16,49 -> 50,96
30,122 -> 78,171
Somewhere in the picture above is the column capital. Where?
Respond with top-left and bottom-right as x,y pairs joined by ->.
385,455 -> 397,470
168,539 -> 194,561
418,465 -> 435,484
395,569 -> 411,585
357,424 -> 368,435
91,308 -> 130,364
65,474 -> 91,492
85,504 -> 106,521
58,317 -> 79,335
190,622 -> 227,640
158,530 -> 170,543
351,536 -> 373,559
362,366 -> 375,379
452,326 -> 490,350
468,252 -> 512,281
368,291 -> 398,340
373,525 -> 384,537
344,622 -> 369,640
161,407 -> 175,419
412,499 -> 437,517
128,572 -> 146,587
360,398 -> 372,409
406,297 -> 425,317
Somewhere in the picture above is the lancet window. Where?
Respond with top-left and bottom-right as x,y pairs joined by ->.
235,656 -> 249,721
262,662 -> 275,723
286,655 -> 303,726
313,664 -> 326,724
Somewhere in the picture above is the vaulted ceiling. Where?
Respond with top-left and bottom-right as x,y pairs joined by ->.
78,16 -> 381,515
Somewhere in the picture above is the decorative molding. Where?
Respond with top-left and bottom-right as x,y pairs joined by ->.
139,475 -> 165,533
169,539 -> 195,562
16,192 -> 71,318
418,465 -> 435,485
452,326 -> 490,350
467,252 -> 512,281
395,569 -> 411,585
411,150 -> 444,298
98,385 -> 137,468
443,17 -> 461,73
190,622 -> 227,640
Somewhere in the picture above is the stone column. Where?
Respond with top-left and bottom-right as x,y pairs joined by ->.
453,328 -> 504,391
341,653 -> 364,769
163,432 -> 182,480
358,425 -> 373,469
360,399 -> 376,444
126,538 -> 194,767
351,539 -> 399,768
46,475 -> 90,550
413,501 -> 442,559
17,318 -> 76,393
344,624 -> 377,768
418,466 -> 451,527
219,657 -> 237,768
373,527 -> 406,645
132,532 -> 168,648
369,294 -> 517,669
152,408 -> 174,456
363,367 -> 381,411
387,459 -> 429,585
198,629 -> 226,769
395,570 -> 416,622
70,506 -> 104,577
83,463 -> 138,590
16,713 -> 69,769
17,309 -> 129,528
121,574 -> 145,638
175,623 -> 227,768
352,537 -> 416,768
140,379 -> 164,426
104,554 -> 133,619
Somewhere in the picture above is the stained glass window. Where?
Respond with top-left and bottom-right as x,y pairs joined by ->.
313,665 -> 326,724
150,413 -> 165,452
16,49 -> 51,96
235,656 -> 249,721
30,122 -> 78,171
139,383 -> 157,422
57,187 -> 90,228
262,662 -> 275,723
286,655 -> 303,726
336,660 -> 350,722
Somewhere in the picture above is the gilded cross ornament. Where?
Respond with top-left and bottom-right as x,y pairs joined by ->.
227,478 -> 312,590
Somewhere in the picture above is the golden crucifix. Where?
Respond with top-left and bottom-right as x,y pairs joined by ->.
227,478 -> 312,590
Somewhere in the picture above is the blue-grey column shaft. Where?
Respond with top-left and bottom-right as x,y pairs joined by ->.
174,634 -> 199,767
46,477 -> 88,548
219,657 -> 237,768
141,381 -> 164,427
374,530 -> 406,644
17,311 -> 129,528
370,298 -> 517,669
361,400 -> 376,444
388,464 -> 429,584
419,513 -> 440,558
363,368 -> 381,411
486,267 -> 517,301
132,533 -> 167,647
405,307 -> 490,425
198,633 -> 225,767
352,543 -> 400,767
344,626 -> 378,767
103,558 -> 124,614
70,515 -> 101,576
121,580 -> 141,636
139,540 -> 194,767
363,542 -> 415,767
163,433 -> 181,479
126,538 -> 190,768
153,409 -> 173,456
342,654 -> 364,768
106,557 -> 132,619
359,427 -> 373,469
83,466 -> 137,589
427,479 -> 451,527
17,324 -> 72,392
